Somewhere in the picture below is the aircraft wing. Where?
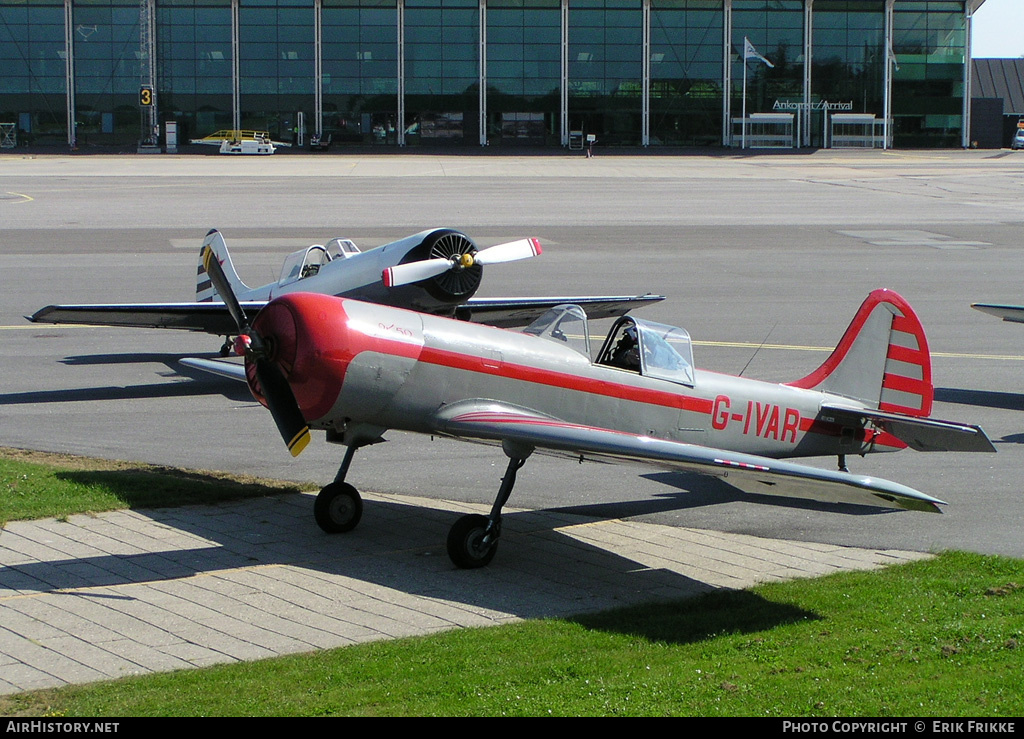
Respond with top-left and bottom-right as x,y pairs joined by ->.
30,294 -> 663,333
971,303 -> 1024,324
432,400 -> 945,513
819,403 -> 996,453
29,302 -> 266,335
455,294 -> 665,328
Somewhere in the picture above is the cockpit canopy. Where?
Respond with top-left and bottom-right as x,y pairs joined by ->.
277,238 -> 361,286
596,315 -> 695,386
522,304 -> 591,358
524,306 -> 695,386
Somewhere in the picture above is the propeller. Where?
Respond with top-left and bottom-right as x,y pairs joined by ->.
201,245 -> 311,457
383,237 -> 542,289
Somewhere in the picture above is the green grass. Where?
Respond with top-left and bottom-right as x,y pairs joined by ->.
2,448 -> 1022,716
2,552 -> 1022,717
0,447 -> 315,525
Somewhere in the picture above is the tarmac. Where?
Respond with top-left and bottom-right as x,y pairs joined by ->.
0,490 -> 930,696
5,148 -> 1009,697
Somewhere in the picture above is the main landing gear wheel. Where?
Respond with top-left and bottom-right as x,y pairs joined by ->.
314,482 -> 363,533
447,514 -> 498,569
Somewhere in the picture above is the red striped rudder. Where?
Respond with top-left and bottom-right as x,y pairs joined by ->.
787,289 -> 932,417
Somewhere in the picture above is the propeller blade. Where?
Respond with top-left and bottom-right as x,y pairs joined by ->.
473,238 -> 542,265
254,358 -> 311,457
201,244 -> 249,333
383,258 -> 455,288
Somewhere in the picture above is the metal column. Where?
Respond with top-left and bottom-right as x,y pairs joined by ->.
138,0 -> 158,148
802,0 -> 812,147
641,0 -> 650,147
882,0 -> 893,149
479,0 -> 487,146
315,0 -> 323,139
722,0 -> 732,147
398,0 -> 405,146
560,0 -> 569,146
962,3 -> 973,149
232,0 -> 240,133
64,0 -> 76,148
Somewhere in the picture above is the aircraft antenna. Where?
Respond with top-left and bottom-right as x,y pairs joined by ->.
738,321 -> 776,378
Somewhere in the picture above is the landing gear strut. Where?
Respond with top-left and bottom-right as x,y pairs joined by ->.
314,444 -> 363,533
447,444 -> 532,569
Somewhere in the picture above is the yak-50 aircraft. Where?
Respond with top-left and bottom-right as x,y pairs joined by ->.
185,246 -> 994,569
31,228 -> 663,352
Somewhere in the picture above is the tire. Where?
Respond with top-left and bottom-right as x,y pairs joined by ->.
446,514 -> 498,569
314,482 -> 363,533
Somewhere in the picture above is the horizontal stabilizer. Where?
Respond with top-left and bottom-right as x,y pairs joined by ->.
971,303 -> 1024,324
433,400 -> 946,514
820,403 -> 996,453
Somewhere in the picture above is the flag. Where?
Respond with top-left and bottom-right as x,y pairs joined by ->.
888,42 -> 900,71
744,37 -> 775,68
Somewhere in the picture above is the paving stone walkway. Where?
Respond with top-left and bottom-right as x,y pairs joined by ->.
0,492 -> 930,695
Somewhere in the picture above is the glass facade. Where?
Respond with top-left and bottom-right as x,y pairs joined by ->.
485,0 -> 560,145
322,0 -> 397,144
892,1 -> 966,147
731,0 -> 803,129
72,0 -> 143,144
810,0 -> 885,147
0,0 -> 66,142
157,0 -> 233,142
649,0 -> 722,146
0,0 -> 977,149
238,0 -> 314,142
404,0 -> 479,144
568,0 -> 642,145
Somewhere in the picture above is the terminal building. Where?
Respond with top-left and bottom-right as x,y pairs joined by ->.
0,0 -> 991,150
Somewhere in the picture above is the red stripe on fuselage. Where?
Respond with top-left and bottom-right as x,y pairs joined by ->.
417,345 -> 714,414
355,337 -> 908,450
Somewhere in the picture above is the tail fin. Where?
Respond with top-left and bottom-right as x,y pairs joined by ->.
196,229 -> 249,302
787,289 -> 933,417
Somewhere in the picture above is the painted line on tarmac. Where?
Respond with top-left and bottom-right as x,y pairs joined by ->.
6,324 -> 1024,362
3,323 -> 119,330
694,339 -> 1024,362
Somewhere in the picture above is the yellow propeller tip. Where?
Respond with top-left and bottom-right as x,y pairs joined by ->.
288,428 -> 312,457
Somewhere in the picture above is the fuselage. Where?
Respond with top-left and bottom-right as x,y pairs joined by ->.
237,230 -> 477,314
251,293 -> 904,461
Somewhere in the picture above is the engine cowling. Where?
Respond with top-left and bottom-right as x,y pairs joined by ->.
398,228 -> 483,303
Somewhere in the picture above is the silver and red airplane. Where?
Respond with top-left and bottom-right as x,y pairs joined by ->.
186,246 -> 994,569
30,228 -> 663,351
